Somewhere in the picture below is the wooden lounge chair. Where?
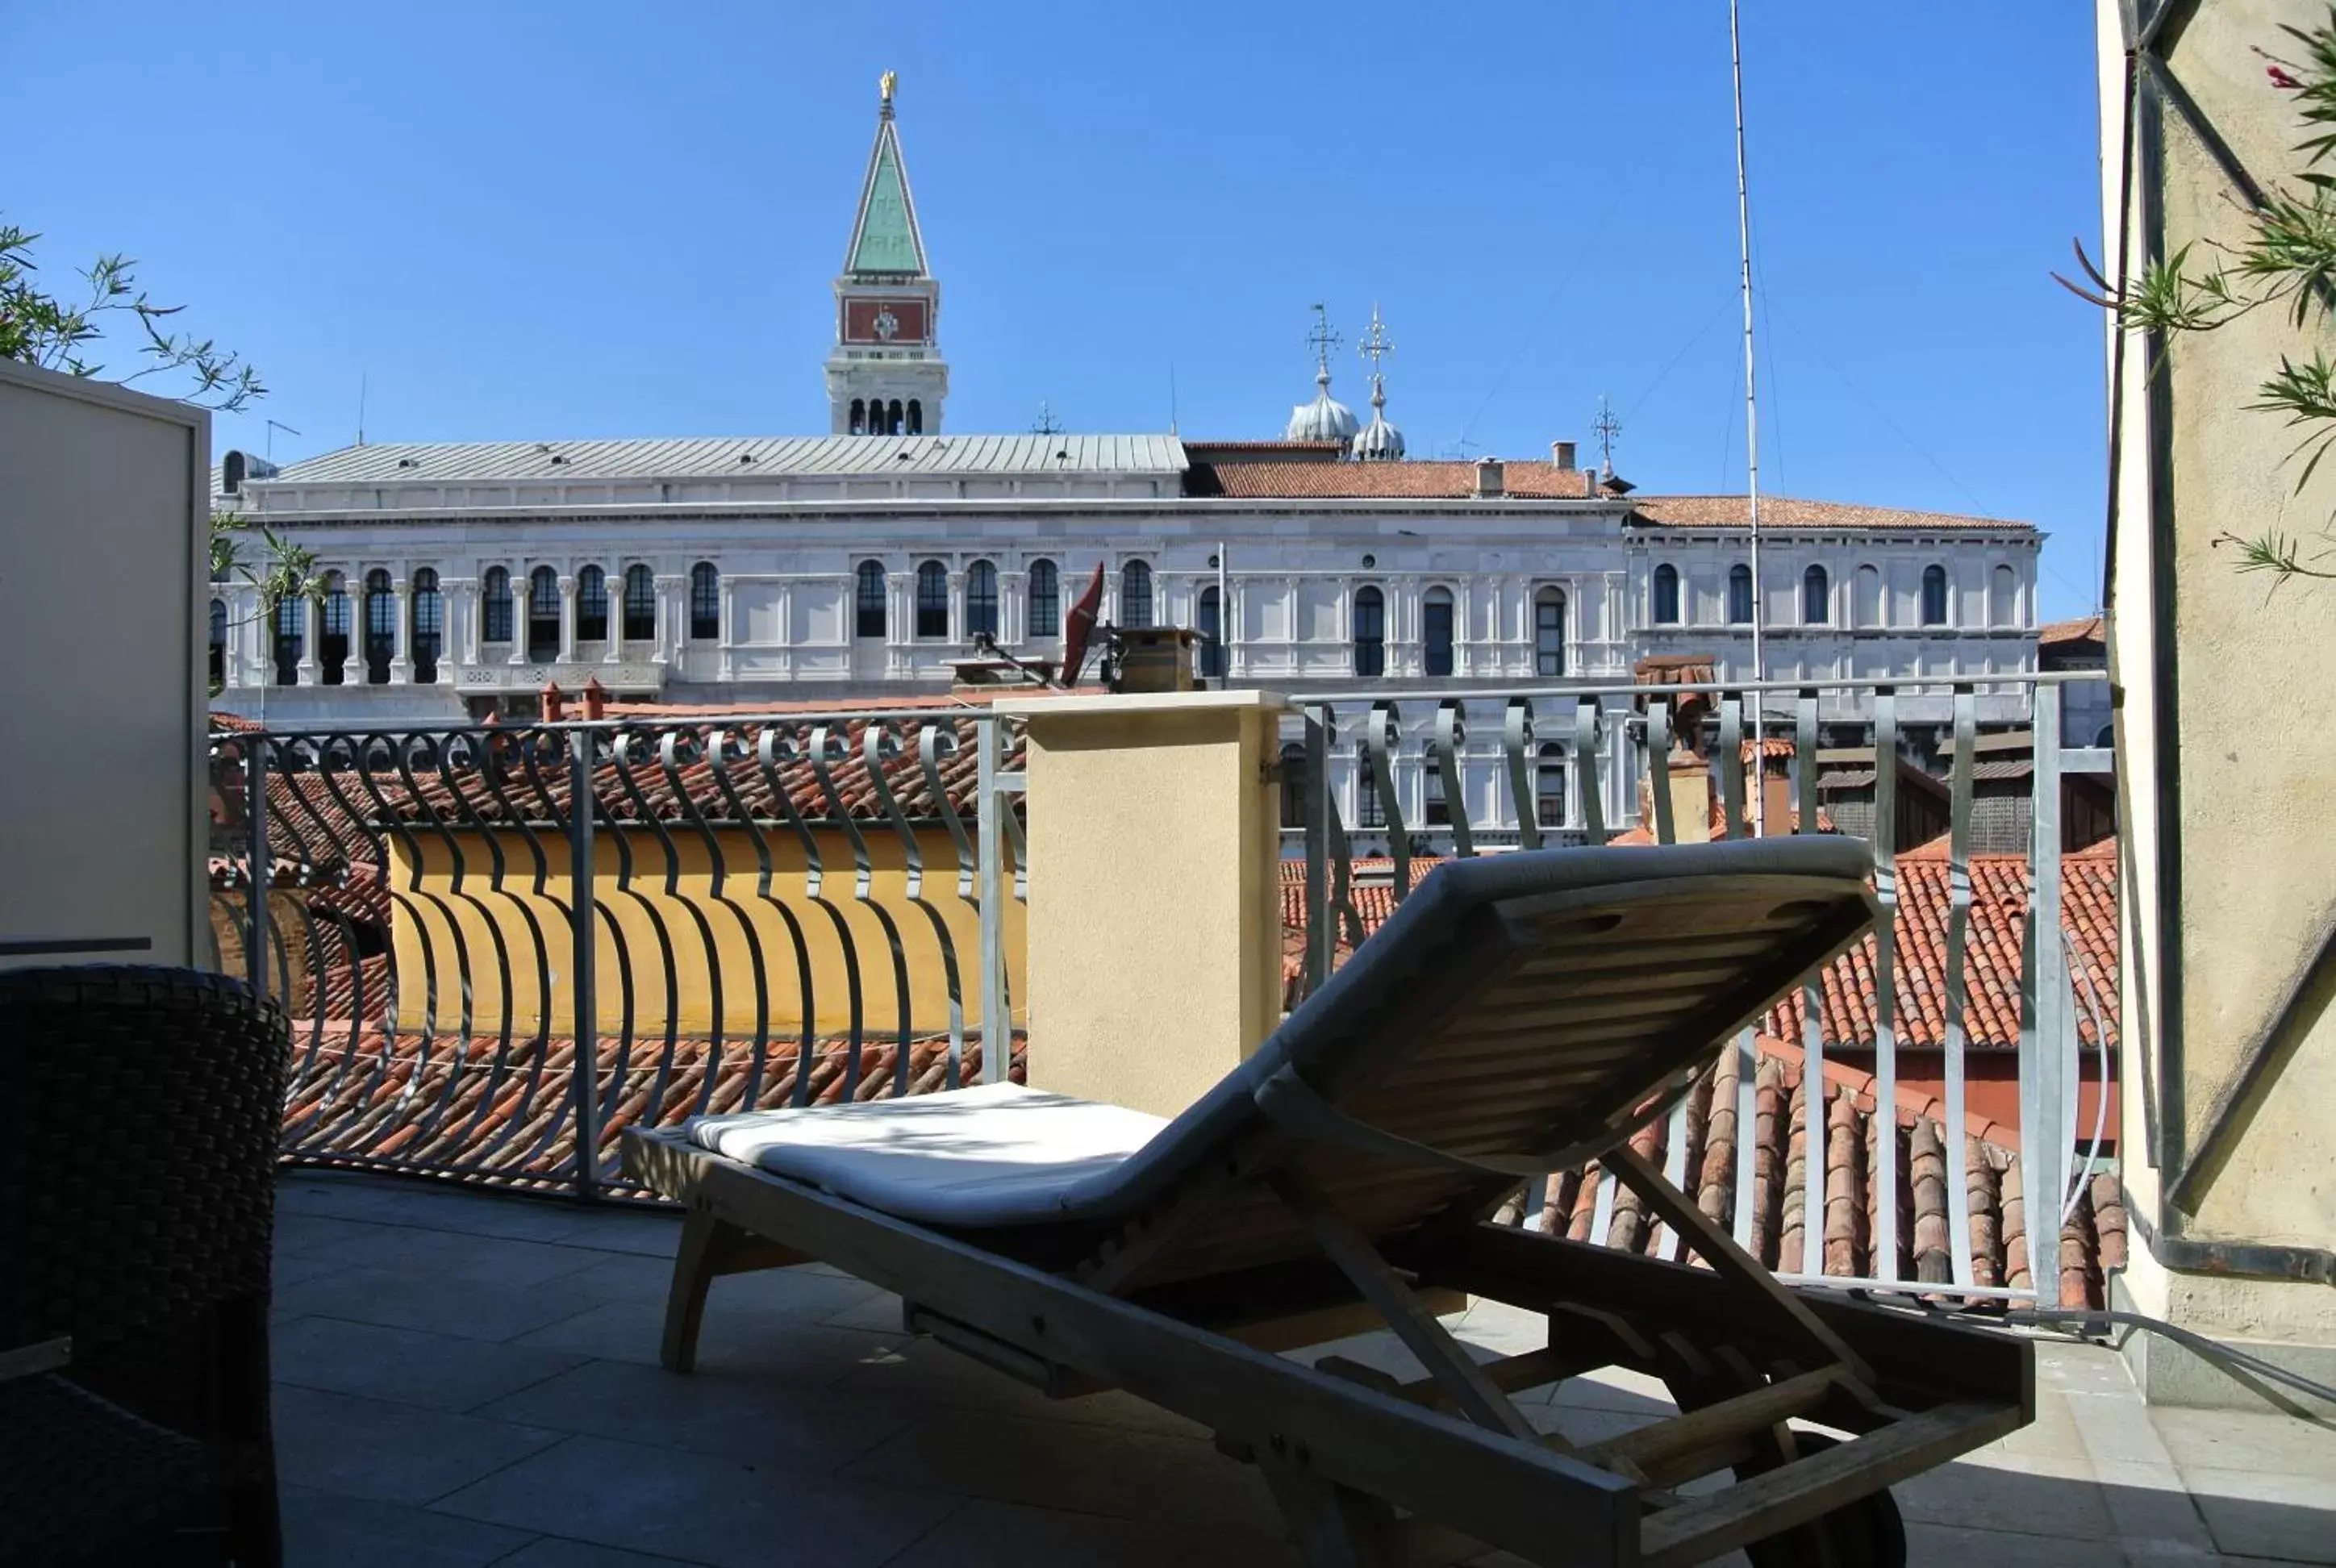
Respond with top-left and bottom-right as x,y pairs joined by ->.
624,839 -> 2032,1567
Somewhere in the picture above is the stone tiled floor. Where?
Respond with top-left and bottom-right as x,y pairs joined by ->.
269,1173 -> 2336,1567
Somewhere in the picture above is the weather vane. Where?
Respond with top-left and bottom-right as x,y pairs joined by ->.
1031,400 -> 1064,436
1305,302 -> 1342,378
1591,394 -> 1621,472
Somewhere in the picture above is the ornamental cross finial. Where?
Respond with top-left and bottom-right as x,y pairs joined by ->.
1356,302 -> 1394,377
1591,394 -> 1622,471
1305,302 -> 1342,380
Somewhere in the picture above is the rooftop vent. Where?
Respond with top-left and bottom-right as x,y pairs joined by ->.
737,452 -> 756,464
549,453 -> 569,465
396,457 -> 419,469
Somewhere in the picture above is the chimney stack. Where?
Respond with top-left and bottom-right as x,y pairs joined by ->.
1474,457 -> 1505,498
541,682 -> 565,723
581,677 -> 607,722
1552,440 -> 1577,472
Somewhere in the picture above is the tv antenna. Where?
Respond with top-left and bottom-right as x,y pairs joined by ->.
265,419 -> 302,461
1591,395 -> 1621,473
1031,401 -> 1064,436
356,371 -> 369,447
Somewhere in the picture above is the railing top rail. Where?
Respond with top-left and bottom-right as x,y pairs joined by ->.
1283,671 -> 2104,711
222,703 -> 1032,741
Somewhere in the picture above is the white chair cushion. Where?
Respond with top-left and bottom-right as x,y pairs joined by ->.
684,1082 -> 1169,1228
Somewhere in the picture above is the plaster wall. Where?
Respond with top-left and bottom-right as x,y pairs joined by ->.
2100,0 -> 2336,1368
1012,690 -> 1284,1118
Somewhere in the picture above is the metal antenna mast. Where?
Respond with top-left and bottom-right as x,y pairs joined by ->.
1031,401 -> 1064,437
265,419 -> 301,461
1730,0 -> 1767,835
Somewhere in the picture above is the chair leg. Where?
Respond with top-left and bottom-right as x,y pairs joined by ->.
1258,1455 -> 1404,1568
661,1208 -> 724,1374
219,1293 -> 282,1568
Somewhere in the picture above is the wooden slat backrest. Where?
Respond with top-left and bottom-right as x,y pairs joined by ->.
1107,865 -> 1875,1292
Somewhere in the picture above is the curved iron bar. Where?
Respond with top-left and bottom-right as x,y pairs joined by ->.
922,723 -> 979,1086
703,727 -> 816,1114
2061,924 -> 2114,1228
1643,700 -> 1676,845
875,724 -> 969,1091
465,726 -> 568,1178
271,733 -> 392,1152
755,726 -> 860,1107
390,738 -> 514,1163
1571,699 -> 1607,844
808,723 -> 884,1099
511,728 -> 634,1181
419,729 -> 537,1167
660,728 -> 768,1120
1312,707 -> 1369,956
1366,701 -> 1408,903
1431,701 -> 1471,858
1503,699 -> 1540,851
329,732 -> 465,1164
857,723 -> 927,1098
1941,684 -> 1980,1291
603,730 -> 697,1152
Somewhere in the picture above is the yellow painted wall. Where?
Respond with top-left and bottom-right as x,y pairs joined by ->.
384,825 -> 1024,1043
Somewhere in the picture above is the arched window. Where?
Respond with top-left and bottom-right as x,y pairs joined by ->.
1425,755 -> 1450,826
208,598 -> 227,687
1854,564 -> 1883,627
1422,586 -> 1455,678
1279,742 -> 1308,830
1355,739 -> 1385,829
916,559 -> 949,638
1921,564 -> 1950,627
1027,559 -> 1060,638
849,398 -> 866,435
966,559 -> 999,640
2095,724 -> 2114,749
1654,563 -> 1681,625
1534,587 -> 1566,676
273,594 -> 303,686
1534,742 -> 1568,831
365,569 -> 395,683
482,567 -> 514,644
1120,561 -> 1153,628
906,398 -> 923,435
1353,586 -> 1386,678
319,572 -> 350,684
1197,586 -> 1224,678
623,564 -> 657,640
889,398 -> 905,436
577,565 -> 607,641
1990,564 -> 2018,628
690,561 -> 720,640
1727,564 -> 1754,626
411,568 -> 443,683
1803,564 -> 1830,625
527,565 -> 560,661
855,560 -> 887,638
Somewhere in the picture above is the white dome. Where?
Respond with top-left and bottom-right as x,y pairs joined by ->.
1286,371 -> 1359,443
1350,411 -> 1405,461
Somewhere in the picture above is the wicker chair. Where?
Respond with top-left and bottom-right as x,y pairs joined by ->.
0,966 -> 287,1567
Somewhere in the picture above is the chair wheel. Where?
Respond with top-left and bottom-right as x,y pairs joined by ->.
1741,1433 -> 1908,1568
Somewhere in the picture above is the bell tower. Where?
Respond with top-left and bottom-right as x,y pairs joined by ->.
828,73 -> 948,435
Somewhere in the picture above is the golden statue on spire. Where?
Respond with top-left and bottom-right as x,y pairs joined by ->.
879,71 -> 897,105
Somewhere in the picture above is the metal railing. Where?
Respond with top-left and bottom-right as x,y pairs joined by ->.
1284,673 -> 2116,1303
206,707 -> 1028,1199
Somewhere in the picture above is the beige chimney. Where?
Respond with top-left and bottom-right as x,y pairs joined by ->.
1474,457 -> 1505,498
1552,440 -> 1578,472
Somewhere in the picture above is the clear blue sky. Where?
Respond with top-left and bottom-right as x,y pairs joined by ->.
7,1 -> 2109,618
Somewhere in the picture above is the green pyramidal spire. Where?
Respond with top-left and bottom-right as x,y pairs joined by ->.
845,88 -> 927,277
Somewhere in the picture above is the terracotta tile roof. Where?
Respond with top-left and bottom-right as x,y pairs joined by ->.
1627,494 -> 2033,535
208,711 -> 265,733
281,1026 -> 1024,1193
1185,460 -> 1598,500
1520,1046 -> 2125,1307
1280,839 -> 2120,1053
2039,615 -> 2105,646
